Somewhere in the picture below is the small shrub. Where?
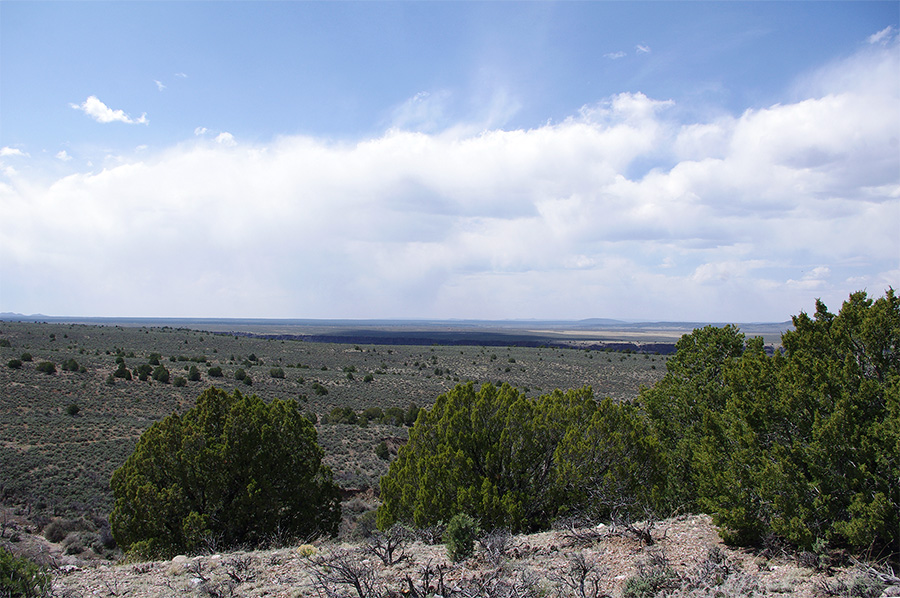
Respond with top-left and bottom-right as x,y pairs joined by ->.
0,546 -> 51,598
269,367 -> 285,379
444,513 -> 480,563
242,374 -> 252,386
35,361 -> 56,375
152,365 -> 170,383
173,376 -> 187,387
375,441 -> 390,461
0,339 -> 10,347
622,551 -> 678,598
135,364 -> 153,381
208,366 -> 223,378
62,358 -> 79,372
114,364 -> 132,380
19,352 -> 32,362
188,365 -> 201,381
7,359 -> 22,369
234,368 -> 246,381
66,404 -> 80,417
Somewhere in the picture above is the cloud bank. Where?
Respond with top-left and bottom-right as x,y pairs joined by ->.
2,42 -> 897,320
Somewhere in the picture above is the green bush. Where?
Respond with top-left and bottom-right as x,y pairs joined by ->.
135,364 -> 153,381
234,368 -> 246,381
66,404 -> 80,416
7,359 -> 22,369
19,352 -> 32,362
641,289 -> 899,553
443,513 -> 480,562
375,441 -> 390,461
377,382 -> 656,533
151,365 -> 170,383
0,339 -> 10,347
207,366 -> 223,378
110,387 -> 340,558
35,361 -> 55,375
188,365 -> 201,382
62,358 -> 79,372
269,367 -> 285,379
0,547 -> 51,598
173,376 -> 187,387
114,363 -> 132,380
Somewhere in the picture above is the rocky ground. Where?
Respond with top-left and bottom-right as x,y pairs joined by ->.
5,513 -> 899,598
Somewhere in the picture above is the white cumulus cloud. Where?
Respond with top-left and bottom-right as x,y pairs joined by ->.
1,39 -> 897,321
215,132 -> 236,147
71,96 -> 148,125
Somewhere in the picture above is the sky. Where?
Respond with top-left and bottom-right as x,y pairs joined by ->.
1,2 -> 898,322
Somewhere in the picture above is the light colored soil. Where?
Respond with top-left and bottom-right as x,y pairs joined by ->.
21,514 -> 893,598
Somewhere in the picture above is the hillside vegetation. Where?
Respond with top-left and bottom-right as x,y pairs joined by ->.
375,290 -> 898,558
0,322 -> 665,521
1,289 -> 897,598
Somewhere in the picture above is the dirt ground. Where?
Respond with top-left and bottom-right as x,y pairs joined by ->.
5,513 -> 895,598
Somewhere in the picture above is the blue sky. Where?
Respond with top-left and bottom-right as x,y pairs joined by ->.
1,2 -> 898,321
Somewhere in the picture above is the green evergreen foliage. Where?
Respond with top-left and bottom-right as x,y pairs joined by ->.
375,441 -> 390,461
109,386 -> 341,559
269,367 -> 285,379
638,324 -> 745,511
555,397 -> 665,522
443,513 -> 480,562
35,361 -> 55,375
151,365 -> 169,383
377,382 -> 648,533
188,365 -> 201,381
207,365 -> 223,377
114,363 -> 132,380
134,363 -> 153,381
7,358 -> 22,369
0,547 -> 51,598
641,289 -> 899,555
699,290 -> 899,552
